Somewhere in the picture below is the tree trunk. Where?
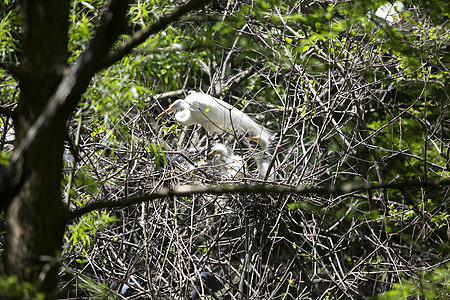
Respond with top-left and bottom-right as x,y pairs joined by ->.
5,0 -> 69,296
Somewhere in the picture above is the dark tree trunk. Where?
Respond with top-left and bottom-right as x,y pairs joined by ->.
5,0 -> 69,296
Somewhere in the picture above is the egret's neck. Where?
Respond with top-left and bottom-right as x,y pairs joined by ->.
175,101 -> 192,125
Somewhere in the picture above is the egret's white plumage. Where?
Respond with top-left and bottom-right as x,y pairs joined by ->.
375,1 -> 404,24
208,143 -> 244,178
157,92 -> 272,148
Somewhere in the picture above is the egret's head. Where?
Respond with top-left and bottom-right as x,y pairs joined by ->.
208,144 -> 229,156
156,99 -> 186,119
248,136 -> 268,150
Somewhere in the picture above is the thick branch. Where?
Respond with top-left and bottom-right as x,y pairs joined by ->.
100,0 -> 212,69
67,178 -> 450,221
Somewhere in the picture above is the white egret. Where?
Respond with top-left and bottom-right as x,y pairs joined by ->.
208,143 -> 244,178
157,92 -> 272,146
375,1 -> 404,24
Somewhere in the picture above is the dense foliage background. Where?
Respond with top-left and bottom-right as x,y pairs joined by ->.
1,0 -> 449,299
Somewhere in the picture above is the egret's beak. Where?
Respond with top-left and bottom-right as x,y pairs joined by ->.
208,150 -> 218,156
248,136 -> 260,145
156,107 -> 172,119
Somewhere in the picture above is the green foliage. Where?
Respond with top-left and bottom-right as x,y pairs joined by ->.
0,274 -> 44,300
0,3 -> 21,64
68,0 -> 104,61
75,273 -> 116,299
65,208 -> 117,252
376,263 -> 450,299
148,143 -> 167,171
0,146 -> 12,166
287,200 -> 320,213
